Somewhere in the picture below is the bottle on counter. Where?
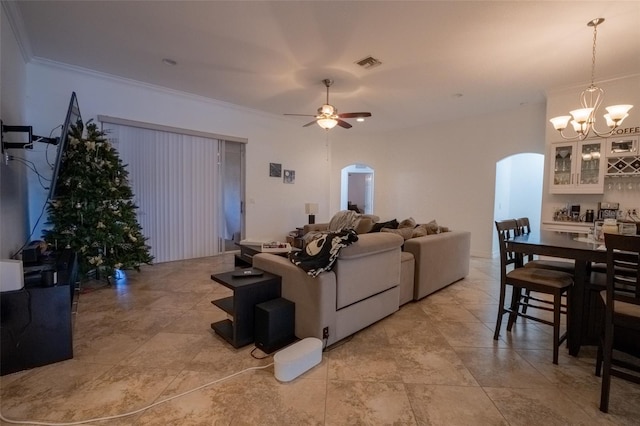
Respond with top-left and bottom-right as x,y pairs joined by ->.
585,209 -> 594,223
602,218 -> 619,235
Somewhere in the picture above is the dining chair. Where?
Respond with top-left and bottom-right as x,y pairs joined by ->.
595,233 -> 640,413
516,217 -> 575,273
494,219 -> 574,364
515,217 -> 575,314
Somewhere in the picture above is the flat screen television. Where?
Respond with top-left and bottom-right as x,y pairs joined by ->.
48,92 -> 82,200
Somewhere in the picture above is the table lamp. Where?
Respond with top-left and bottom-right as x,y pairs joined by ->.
305,203 -> 318,224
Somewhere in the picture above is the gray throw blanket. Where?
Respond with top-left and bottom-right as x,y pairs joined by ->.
289,229 -> 358,277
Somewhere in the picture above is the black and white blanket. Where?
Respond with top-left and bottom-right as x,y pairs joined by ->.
289,229 -> 358,277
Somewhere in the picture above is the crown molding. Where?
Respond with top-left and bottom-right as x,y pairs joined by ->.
2,1 -> 33,62
29,57 -> 297,124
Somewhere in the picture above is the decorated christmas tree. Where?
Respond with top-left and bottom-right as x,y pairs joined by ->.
43,121 -> 153,278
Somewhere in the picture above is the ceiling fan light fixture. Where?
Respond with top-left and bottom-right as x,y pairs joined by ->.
320,104 -> 335,115
317,118 -> 338,129
284,78 -> 371,130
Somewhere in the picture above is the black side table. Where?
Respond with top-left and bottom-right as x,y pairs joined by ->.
210,270 -> 281,348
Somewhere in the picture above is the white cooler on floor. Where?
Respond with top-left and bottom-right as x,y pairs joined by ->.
0,259 -> 24,292
273,337 -> 323,382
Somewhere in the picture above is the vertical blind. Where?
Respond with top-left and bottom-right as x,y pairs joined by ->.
101,123 -> 220,263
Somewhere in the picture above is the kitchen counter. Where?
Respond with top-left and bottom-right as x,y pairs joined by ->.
542,221 -> 592,233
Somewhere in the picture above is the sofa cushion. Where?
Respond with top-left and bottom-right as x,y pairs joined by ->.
381,227 -> 414,240
412,224 -> 428,238
334,233 -> 403,309
398,217 -> 417,228
399,251 -> 415,305
370,219 -> 399,232
355,217 -> 375,234
338,232 -> 404,259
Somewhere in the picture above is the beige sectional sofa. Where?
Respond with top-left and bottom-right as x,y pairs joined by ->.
254,232 -> 404,346
404,230 -> 471,300
253,215 -> 471,346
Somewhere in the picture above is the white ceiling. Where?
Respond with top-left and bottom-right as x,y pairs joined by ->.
7,1 -> 640,132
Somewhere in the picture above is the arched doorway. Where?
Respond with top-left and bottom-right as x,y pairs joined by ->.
493,153 -> 544,256
341,164 -> 374,214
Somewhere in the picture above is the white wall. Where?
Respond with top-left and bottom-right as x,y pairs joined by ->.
542,75 -> 640,223
23,61 -> 331,244
20,59 -> 546,259
329,102 -> 548,258
0,6 -> 29,258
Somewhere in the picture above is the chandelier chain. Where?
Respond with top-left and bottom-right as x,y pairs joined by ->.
590,23 -> 598,87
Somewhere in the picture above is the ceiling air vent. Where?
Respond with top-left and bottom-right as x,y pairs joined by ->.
355,56 -> 382,70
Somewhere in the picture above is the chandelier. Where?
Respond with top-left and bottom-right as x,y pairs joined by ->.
549,18 -> 633,140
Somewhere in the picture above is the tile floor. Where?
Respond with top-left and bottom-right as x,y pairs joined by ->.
2,255 -> 640,425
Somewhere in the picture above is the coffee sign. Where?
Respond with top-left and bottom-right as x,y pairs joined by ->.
612,126 -> 640,135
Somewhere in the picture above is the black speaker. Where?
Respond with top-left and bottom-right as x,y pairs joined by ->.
254,298 -> 295,354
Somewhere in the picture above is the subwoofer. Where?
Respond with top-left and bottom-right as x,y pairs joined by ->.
254,298 -> 295,354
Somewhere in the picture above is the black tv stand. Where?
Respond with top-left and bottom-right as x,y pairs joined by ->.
0,250 -> 78,375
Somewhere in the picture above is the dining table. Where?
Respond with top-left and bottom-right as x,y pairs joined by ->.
506,230 -> 607,356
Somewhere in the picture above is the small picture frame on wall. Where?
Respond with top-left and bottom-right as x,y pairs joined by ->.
269,162 -> 282,177
283,169 -> 295,184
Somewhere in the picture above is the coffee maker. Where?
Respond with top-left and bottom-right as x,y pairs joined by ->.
598,202 -> 619,220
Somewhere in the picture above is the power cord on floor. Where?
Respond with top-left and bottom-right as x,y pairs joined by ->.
324,334 -> 354,352
0,363 -> 273,425
250,346 -> 271,360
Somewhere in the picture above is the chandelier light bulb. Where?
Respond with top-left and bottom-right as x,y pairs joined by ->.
604,113 -> 629,128
605,105 -> 633,121
550,115 -> 571,131
571,120 -> 584,133
570,108 -> 594,124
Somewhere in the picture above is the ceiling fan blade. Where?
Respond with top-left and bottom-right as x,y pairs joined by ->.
284,113 -> 316,117
336,119 -> 352,129
303,120 -> 318,127
337,112 -> 372,118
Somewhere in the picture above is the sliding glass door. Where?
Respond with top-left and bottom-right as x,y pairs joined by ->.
100,117 -> 245,263
221,141 -> 245,252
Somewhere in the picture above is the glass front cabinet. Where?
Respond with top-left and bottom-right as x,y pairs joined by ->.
549,139 -> 605,194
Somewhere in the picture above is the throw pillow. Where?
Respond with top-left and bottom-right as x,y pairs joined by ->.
370,219 -> 399,232
398,217 -> 417,229
382,227 -> 414,240
412,224 -> 428,238
424,220 -> 439,235
355,217 -> 374,234
328,210 -> 359,231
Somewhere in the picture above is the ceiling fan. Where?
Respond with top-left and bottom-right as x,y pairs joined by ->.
284,79 -> 372,129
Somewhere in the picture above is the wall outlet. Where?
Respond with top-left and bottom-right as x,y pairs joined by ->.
323,327 -> 329,339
